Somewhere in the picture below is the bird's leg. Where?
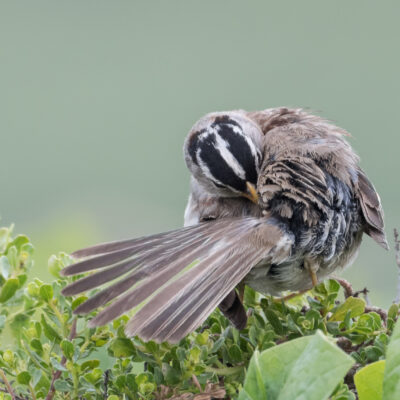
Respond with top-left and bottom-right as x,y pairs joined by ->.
274,289 -> 309,302
274,258 -> 319,302
304,258 -> 319,287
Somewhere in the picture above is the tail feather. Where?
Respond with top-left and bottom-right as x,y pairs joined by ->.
62,222 -> 222,277
69,223 -> 215,259
70,223 -> 231,315
62,258 -> 142,296
132,249 -> 265,342
70,230 -> 174,258
61,217 -> 292,343
62,248 -> 140,277
83,235 -> 231,320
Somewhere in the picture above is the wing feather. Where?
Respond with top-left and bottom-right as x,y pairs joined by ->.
62,217 -> 292,343
134,248 -> 266,342
357,169 -> 388,250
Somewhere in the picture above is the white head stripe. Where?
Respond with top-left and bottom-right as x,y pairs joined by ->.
211,126 -> 247,179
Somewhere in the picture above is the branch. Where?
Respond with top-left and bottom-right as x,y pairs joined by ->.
336,278 -> 371,305
45,319 -> 77,400
365,305 -> 387,324
344,363 -> 361,392
0,386 -> 28,400
0,369 -> 17,400
336,278 -> 353,298
103,369 -> 110,399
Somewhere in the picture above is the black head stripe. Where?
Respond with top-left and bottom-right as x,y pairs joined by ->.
198,133 -> 247,192
212,115 -> 242,128
187,129 -> 206,166
214,121 -> 259,184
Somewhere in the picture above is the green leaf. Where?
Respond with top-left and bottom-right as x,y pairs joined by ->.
329,297 -> 365,321
7,246 -> 18,268
383,317 -> 400,399
0,278 -> 19,302
39,284 -> 53,302
388,304 -> 398,320
0,227 -> 11,253
10,313 -> 30,336
71,296 -> 88,311
54,379 -> 73,392
0,315 -> 5,330
354,360 -> 385,400
10,235 -> 29,251
0,256 -> 11,279
80,359 -> 100,372
109,338 -> 136,357
189,346 -> 201,363
239,331 -> 354,400
61,339 -> 74,360
30,338 -> 43,354
50,357 -> 68,372
265,309 -> 285,335
240,350 -> 267,400
41,314 -> 62,344
17,371 -> 31,385
48,254 -> 62,278
84,367 -> 103,384
195,331 -> 209,345
17,274 -> 27,287
228,344 -> 243,363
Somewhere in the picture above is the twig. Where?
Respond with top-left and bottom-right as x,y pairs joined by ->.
103,370 -> 110,399
336,337 -> 364,354
336,278 -> 354,298
344,363 -> 361,393
0,368 -> 16,400
365,306 -> 387,324
394,229 -> 400,303
336,278 -> 371,305
336,337 -> 353,352
45,319 -> 77,400
192,375 -> 202,392
363,289 -> 371,306
336,278 -> 387,323
0,386 -> 28,400
354,288 -> 371,305
353,288 -> 369,298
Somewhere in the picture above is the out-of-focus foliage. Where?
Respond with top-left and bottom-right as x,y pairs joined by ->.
0,225 -> 399,399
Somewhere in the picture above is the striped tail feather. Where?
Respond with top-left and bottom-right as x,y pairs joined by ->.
61,217 -> 292,343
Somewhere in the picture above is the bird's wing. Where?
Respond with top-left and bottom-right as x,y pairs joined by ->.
356,169 -> 388,250
62,217 -> 293,343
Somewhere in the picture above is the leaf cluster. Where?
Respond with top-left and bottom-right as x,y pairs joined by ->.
0,225 -> 399,399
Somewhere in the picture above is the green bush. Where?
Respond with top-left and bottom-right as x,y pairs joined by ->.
0,224 -> 399,399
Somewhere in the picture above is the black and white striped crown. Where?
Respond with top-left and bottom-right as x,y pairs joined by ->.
187,115 -> 261,194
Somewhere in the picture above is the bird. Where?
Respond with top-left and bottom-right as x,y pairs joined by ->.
61,107 -> 388,343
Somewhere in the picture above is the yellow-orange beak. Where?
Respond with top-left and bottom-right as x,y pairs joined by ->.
242,182 -> 259,204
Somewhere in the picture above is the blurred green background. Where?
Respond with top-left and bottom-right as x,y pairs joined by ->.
1,1 -> 399,307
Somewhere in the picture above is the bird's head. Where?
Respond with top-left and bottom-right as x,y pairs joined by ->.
184,111 -> 263,203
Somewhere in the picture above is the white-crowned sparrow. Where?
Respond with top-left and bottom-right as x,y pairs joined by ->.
61,107 -> 387,343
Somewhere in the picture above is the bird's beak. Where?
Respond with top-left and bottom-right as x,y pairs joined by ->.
242,182 -> 259,204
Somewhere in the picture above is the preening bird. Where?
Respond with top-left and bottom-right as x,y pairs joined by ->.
61,108 -> 388,343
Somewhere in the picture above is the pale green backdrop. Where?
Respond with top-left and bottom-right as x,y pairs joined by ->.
1,1 -> 399,307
